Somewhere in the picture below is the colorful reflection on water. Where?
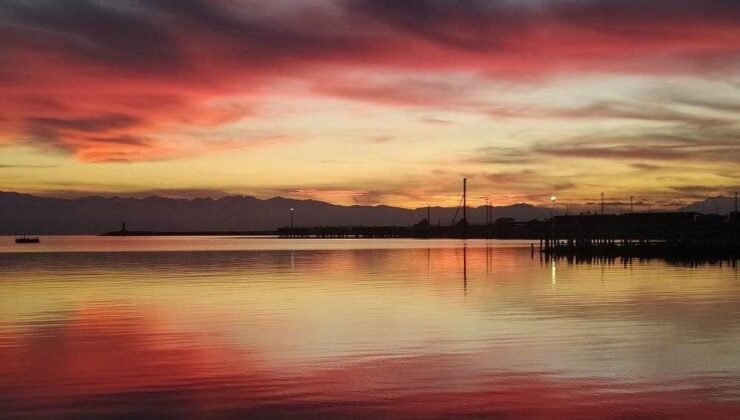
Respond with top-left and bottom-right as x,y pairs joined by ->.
0,237 -> 739,418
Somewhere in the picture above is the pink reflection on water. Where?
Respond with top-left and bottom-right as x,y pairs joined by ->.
1,307 -> 738,419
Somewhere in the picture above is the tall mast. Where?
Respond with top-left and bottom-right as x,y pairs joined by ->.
462,178 -> 467,224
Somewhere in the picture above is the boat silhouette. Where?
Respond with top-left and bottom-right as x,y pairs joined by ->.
15,234 -> 40,244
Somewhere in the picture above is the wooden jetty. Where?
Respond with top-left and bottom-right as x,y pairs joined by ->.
540,212 -> 740,259
278,211 -> 740,261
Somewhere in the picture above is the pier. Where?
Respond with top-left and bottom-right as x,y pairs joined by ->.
278,211 -> 739,260
277,221 -> 545,239
540,212 -> 740,259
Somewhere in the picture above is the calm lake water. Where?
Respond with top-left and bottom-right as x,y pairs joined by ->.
1,236 -> 739,419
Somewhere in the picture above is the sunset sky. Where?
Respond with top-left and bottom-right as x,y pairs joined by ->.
1,0 -> 739,208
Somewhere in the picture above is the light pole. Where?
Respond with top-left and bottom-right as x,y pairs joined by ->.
550,195 -> 557,250
290,208 -> 294,228
550,195 -> 557,218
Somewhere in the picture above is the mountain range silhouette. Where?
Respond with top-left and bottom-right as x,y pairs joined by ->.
0,191 -> 735,234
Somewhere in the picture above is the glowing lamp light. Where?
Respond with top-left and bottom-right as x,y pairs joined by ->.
550,196 -> 557,202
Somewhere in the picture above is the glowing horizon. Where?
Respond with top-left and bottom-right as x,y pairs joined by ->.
1,1 -> 739,207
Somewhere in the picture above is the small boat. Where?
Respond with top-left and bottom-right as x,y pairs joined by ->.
15,234 -> 40,244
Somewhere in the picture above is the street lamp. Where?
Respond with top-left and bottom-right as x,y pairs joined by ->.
290,208 -> 294,228
549,196 -> 557,250
550,195 -> 557,218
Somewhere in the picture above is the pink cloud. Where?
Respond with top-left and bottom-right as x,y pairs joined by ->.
0,0 -> 739,161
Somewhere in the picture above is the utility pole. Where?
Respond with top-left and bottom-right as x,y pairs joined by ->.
290,208 -> 294,228
601,192 -> 605,215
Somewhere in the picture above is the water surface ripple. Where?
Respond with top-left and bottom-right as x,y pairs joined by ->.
1,236 -> 738,419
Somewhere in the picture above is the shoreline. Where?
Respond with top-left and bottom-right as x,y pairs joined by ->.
99,230 -> 278,236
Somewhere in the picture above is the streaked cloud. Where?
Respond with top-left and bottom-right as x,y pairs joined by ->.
0,0 -> 738,204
